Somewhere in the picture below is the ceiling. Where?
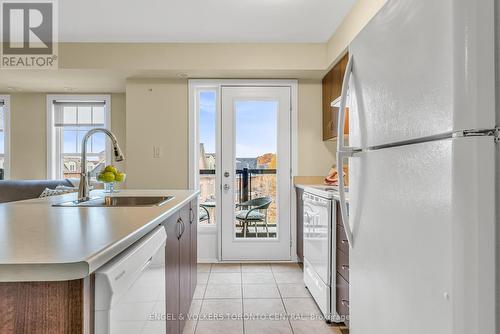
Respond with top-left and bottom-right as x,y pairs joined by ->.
60,0 -> 355,43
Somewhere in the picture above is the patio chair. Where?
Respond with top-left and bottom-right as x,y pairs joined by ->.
235,196 -> 272,238
199,200 -> 215,224
199,206 -> 210,223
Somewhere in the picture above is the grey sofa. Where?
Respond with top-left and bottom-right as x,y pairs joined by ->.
0,179 -> 74,204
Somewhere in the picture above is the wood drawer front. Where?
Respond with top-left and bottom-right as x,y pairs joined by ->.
336,224 -> 350,255
336,248 -> 349,282
336,201 -> 343,227
336,273 -> 349,319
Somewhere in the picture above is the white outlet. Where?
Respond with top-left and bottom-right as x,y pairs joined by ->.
153,146 -> 161,158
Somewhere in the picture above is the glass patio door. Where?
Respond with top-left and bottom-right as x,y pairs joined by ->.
220,86 -> 291,261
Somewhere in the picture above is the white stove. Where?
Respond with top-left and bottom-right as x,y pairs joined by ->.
300,185 -> 348,199
302,185 -> 347,323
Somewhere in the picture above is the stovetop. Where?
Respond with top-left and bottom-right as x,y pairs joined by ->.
302,184 -> 349,200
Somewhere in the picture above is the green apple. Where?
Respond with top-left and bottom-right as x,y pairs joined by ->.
101,171 -> 116,183
115,172 -> 126,182
104,165 -> 118,174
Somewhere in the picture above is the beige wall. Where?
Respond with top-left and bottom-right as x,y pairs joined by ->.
9,93 -> 47,179
124,79 -> 333,190
5,93 -> 126,180
110,93 -> 127,173
5,81 -> 331,184
59,43 -> 327,72
298,80 -> 336,176
327,0 -> 386,66
125,79 -> 188,189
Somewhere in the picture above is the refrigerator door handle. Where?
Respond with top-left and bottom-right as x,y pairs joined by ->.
336,54 -> 355,248
336,54 -> 353,155
337,151 -> 354,248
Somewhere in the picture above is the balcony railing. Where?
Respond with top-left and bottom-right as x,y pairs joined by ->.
200,168 -> 276,203
199,168 -> 277,233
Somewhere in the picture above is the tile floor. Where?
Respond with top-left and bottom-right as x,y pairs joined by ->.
184,263 -> 348,334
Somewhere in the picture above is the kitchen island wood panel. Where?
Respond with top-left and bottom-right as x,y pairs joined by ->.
0,279 -> 85,334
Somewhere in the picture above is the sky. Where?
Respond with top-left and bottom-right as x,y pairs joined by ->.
199,91 -> 277,158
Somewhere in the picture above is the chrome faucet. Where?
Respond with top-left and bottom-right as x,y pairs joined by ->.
78,128 -> 124,202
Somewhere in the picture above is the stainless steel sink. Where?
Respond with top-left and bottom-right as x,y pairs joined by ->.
53,196 -> 174,207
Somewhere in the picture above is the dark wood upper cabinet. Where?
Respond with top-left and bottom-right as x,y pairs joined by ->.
323,53 -> 349,141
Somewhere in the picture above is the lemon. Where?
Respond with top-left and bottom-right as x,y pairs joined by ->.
101,171 -> 116,183
115,172 -> 126,182
104,165 -> 118,174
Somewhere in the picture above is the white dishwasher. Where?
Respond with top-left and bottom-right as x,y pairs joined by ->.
95,226 -> 167,334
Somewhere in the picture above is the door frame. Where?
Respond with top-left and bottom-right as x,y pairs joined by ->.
0,95 -> 10,180
188,79 -> 299,262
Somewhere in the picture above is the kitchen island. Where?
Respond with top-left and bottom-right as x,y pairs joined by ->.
0,189 -> 199,334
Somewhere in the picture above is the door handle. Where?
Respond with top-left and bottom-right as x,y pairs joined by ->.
224,172 -> 230,177
336,54 -> 355,249
223,184 -> 230,191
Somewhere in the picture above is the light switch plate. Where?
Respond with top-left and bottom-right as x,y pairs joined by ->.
153,146 -> 161,158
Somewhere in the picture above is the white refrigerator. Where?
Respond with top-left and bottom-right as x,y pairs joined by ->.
335,0 -> 498,333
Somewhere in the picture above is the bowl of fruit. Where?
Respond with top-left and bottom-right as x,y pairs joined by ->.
97,165 -> 126,193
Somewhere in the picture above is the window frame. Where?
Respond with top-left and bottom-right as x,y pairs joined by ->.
194,87 -> 218,227
188,79 -> 299,261
0,95 -> 11,180
46,94 -> 111,180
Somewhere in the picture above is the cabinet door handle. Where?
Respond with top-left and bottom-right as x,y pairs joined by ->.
341,265 -> 349,270
341,300 -> 350,308
180,218 -> 186,237
190,208 -> 194,224
176,218 -> 183,239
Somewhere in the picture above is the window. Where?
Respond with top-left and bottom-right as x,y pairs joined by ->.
198,89 -> 217,225
0,96 -> 10,180
47,95 -> 111,180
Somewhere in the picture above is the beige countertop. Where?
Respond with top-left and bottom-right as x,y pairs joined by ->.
0,189 -> 199,282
